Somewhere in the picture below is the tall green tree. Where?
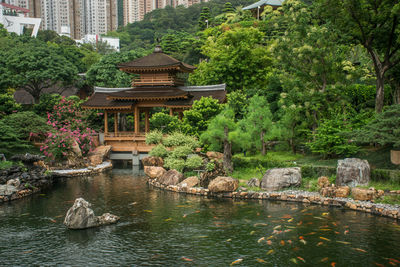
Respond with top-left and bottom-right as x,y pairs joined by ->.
317,0 -> 400,112
198,7 -> 211,30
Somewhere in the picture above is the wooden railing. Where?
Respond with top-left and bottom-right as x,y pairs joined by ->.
132,77 -> 184,86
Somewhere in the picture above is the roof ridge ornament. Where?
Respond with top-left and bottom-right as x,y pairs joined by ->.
154,45 -> 163,53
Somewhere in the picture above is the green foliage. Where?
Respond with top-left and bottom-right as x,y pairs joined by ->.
0,161 -> 14,170
199,7 -> 211,30
164,157 -> 185,172
182,96 -> 223,136
356,105 -> 400,149
227,91 -> 247,121
145,130 -> 164,145
206,161 -> 215,172
343,84 -> 376,110
185,155 -> 204,170
149,144 -> 169,158
0,92 -> 21,118
163,132 -> 200,149
170,145 -> 193,159
0,120 -> 30,157
149,112 -> 182,133
32,93 -> 62,116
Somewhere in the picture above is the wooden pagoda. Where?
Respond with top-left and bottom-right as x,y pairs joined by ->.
82,46 -> 226,153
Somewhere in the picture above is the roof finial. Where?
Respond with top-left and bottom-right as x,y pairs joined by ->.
154,45 -> 163,53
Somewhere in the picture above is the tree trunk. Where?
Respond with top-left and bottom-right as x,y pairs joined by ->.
375,72 -> 385,113
223,126 -> 233,173
261,130 -> 266,156
290,139 -> 296,154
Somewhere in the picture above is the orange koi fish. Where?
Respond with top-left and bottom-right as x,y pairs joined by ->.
267,240 -> 272,245
230,258 -> 243,265
331,262 -> 336,267
344,230 -> 349,235
352,248 -> 367,253
321,257 -> 329,262
181,257 -> 193,261
280,240 -> 285,246
320,237 -> 331,242
317,242 -> 323,246
297,257 -> 306,263
373,263 -> 384,267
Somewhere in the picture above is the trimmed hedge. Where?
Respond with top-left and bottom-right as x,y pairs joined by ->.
232,155 -> 294,169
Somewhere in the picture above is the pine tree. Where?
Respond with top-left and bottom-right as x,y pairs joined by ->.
198,7 -> 211,30
223,2 -> 235,13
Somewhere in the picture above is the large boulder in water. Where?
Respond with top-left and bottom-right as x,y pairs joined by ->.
64,198 -> 119,229
336,158 -> 370,187
88,145 -> 112,166
208,176 -> 238,192
144,166 -> 166,179
260,167 -> 301,191
178,176 -> 199,188
158,169 -> 184,186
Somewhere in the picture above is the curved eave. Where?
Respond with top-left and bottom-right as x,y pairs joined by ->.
106,95 -> 189,101
119,64 -> 195,73
82,105 -> 133,110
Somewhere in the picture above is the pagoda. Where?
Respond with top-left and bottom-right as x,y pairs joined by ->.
82,46 -> 226,153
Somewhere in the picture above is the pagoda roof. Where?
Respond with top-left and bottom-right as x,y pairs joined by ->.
166,84 -> 227,107
107,86 -> 189,101
243,0 -> 283,10
81,87 -> 135,110
118,46 -> 196,73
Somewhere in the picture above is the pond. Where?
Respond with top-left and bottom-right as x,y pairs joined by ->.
0,169 -> 399,266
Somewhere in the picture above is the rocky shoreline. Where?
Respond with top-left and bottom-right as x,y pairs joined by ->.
148,178 -> 400,221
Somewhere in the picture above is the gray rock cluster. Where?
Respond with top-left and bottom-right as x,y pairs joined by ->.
64,198 -> 119,229
260,167 -> 302,191
336,158 -> 370,187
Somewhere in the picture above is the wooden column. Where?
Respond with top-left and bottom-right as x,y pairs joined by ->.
145,109 -> 150,133
114,112 -> 118,135
104,111 -> 108,134
134,105 -> 140,134
169,108 -> 173,116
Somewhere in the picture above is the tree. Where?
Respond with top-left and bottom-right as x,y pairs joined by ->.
2,42 -> 78,103
238,95 -> 275,155
201,108 -> 237,172
223,2 -> 235,13
198,7 -> 211,30
189,26 -> 271,92
318,0 -> 400,112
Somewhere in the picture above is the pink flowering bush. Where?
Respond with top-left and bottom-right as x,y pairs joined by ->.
40,96 -> 96,161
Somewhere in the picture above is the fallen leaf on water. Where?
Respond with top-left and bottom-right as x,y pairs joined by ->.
257,237 -> 265,243
256,258 -> 267,263
267,215 -> 272,218
331,262 -> 336,267
291,207 -> 297,210
352,248 -> 367,253
320,257 -> 329,262
181,257 -> 193,261
306,222 -> 313,225
336,241 -> 350,245
297,256 -> 306,263
290,258 -> 298,264
143,210 -> 152,213
266,249 -> 274,255
299,239 -> 307,245
344,230 -> 349,235
250,231 -> 256,235
316,242 -> 323,246
267,235 -> 274,240
320,237 -> 331,242
230,258 -> 243,265
164,218 -> 172,222
280,240 -> 285,246
267,240 -> 272,245
373,263 -> 385,267
50,219 -> 56,223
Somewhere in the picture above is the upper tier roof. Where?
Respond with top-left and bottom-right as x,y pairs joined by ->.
118,46 -> 196,73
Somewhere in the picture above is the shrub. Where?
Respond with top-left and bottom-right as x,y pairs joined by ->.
185,155 -> 203,170
170,145 -> 193,159
163,131 -> 200,149
0,92 -> 21,119
149,112 -> 182,133
0,120 -> 30,157
149,144 -> 169,158
32,93 -> 62,116
164,157 -> 185,172
146,130 -> 163,145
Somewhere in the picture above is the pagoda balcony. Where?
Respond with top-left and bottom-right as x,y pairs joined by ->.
132,77 -> 184,87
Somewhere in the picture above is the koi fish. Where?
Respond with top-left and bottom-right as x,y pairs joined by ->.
314,216 -> 324,220
254,223 -> 268,227
344,230 -> 349,235
334,231 -> 340,234
230,259 -> 243,265
389,262 -> 397,266
322,212 -> 329,216
332,222 -> 338,226
297,221 -> 303,226
293,247 -> 300,252
321,257 -> 329,262
317,242 -> 323,246
256,258 -> 267,263
290,258 -> 298,264
280,240 -> 285,246
226,239 -> 232,242
352,248 -> 367,253
331,262 -> 336,267
305,232 -> 316,235
129,202 -> 138,205
258,237 -> 265,243
50,219 -> 56,223
288,240 -> 292,244
164,218 -> 172,221
300,239 -> 307,245
181,257 -> 193,261
267,240 -> 272,245
320,237 -> 331,242
143,210 -> 152,213
373,263 -> 385,267
336,241 -> 350,245
55,215 -> 64,218
388,259 -> 400,264
266,249 -> 274,255
299,236 -> 304,240
288,218 -> 294,222
282,214 -> 292,219
183,214 -> 187,218
274,225 -> 281,230
320,229 -> 331,231
297,257 -> 306,263
250,231 -> 256,235
267,235 -> 274,240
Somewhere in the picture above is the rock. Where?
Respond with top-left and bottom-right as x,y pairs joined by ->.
336,158 -> 370,187
335,186 -> 350,198
206,151 -> 223,161
260,167 -> 301,191
158,169 -> 184,186
6,178 -> 20,188
320,186 -> 336,197
0,184 -> 18,196
247,178 -> 260,188
88,145 -> 112,166
317,176 -> 330,189
351,187 -> 377,201
208,176 -> 238,192
10,153 -> 44,165
71,139 -> 82,158
64,198 -> 119,229
141,156 -> 164,167
199,160 -> 226,187
178,176 -> 199,188
144,166 -> 166,179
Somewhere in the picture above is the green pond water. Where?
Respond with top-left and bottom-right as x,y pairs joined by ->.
0,169 -> 400,266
